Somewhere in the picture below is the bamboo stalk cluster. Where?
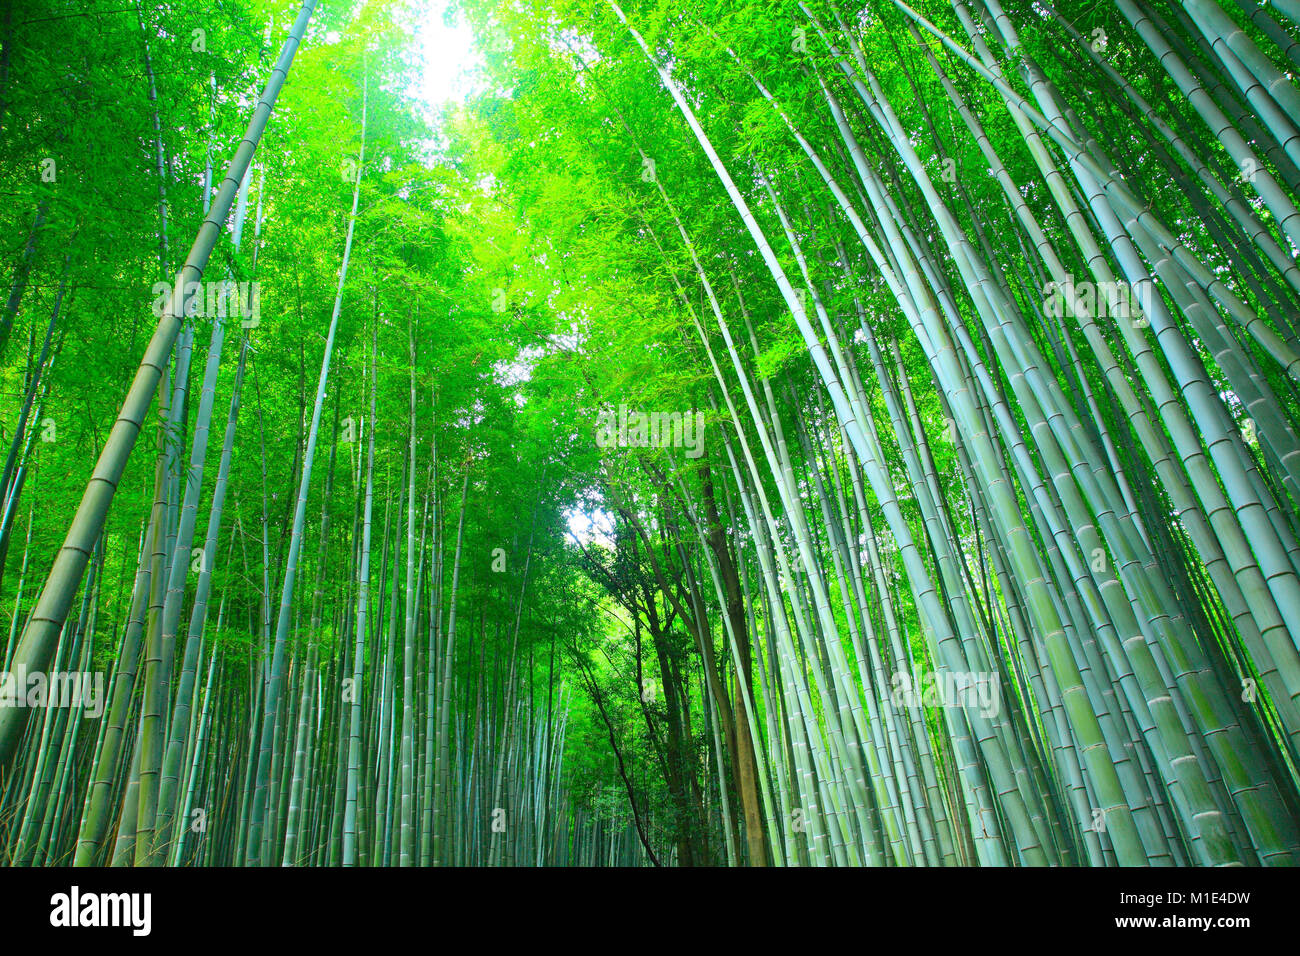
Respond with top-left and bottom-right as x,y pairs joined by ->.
4,0 -> 1300,867
524,0 -> 1300,864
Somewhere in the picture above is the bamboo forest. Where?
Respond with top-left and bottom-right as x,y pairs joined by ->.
4,0 -> 1300,875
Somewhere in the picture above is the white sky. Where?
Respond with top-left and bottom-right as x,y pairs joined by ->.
566,506 -> 616,548
413,1 -> 482,106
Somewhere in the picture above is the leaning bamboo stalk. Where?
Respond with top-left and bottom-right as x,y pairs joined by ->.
0,0 -> 318,771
